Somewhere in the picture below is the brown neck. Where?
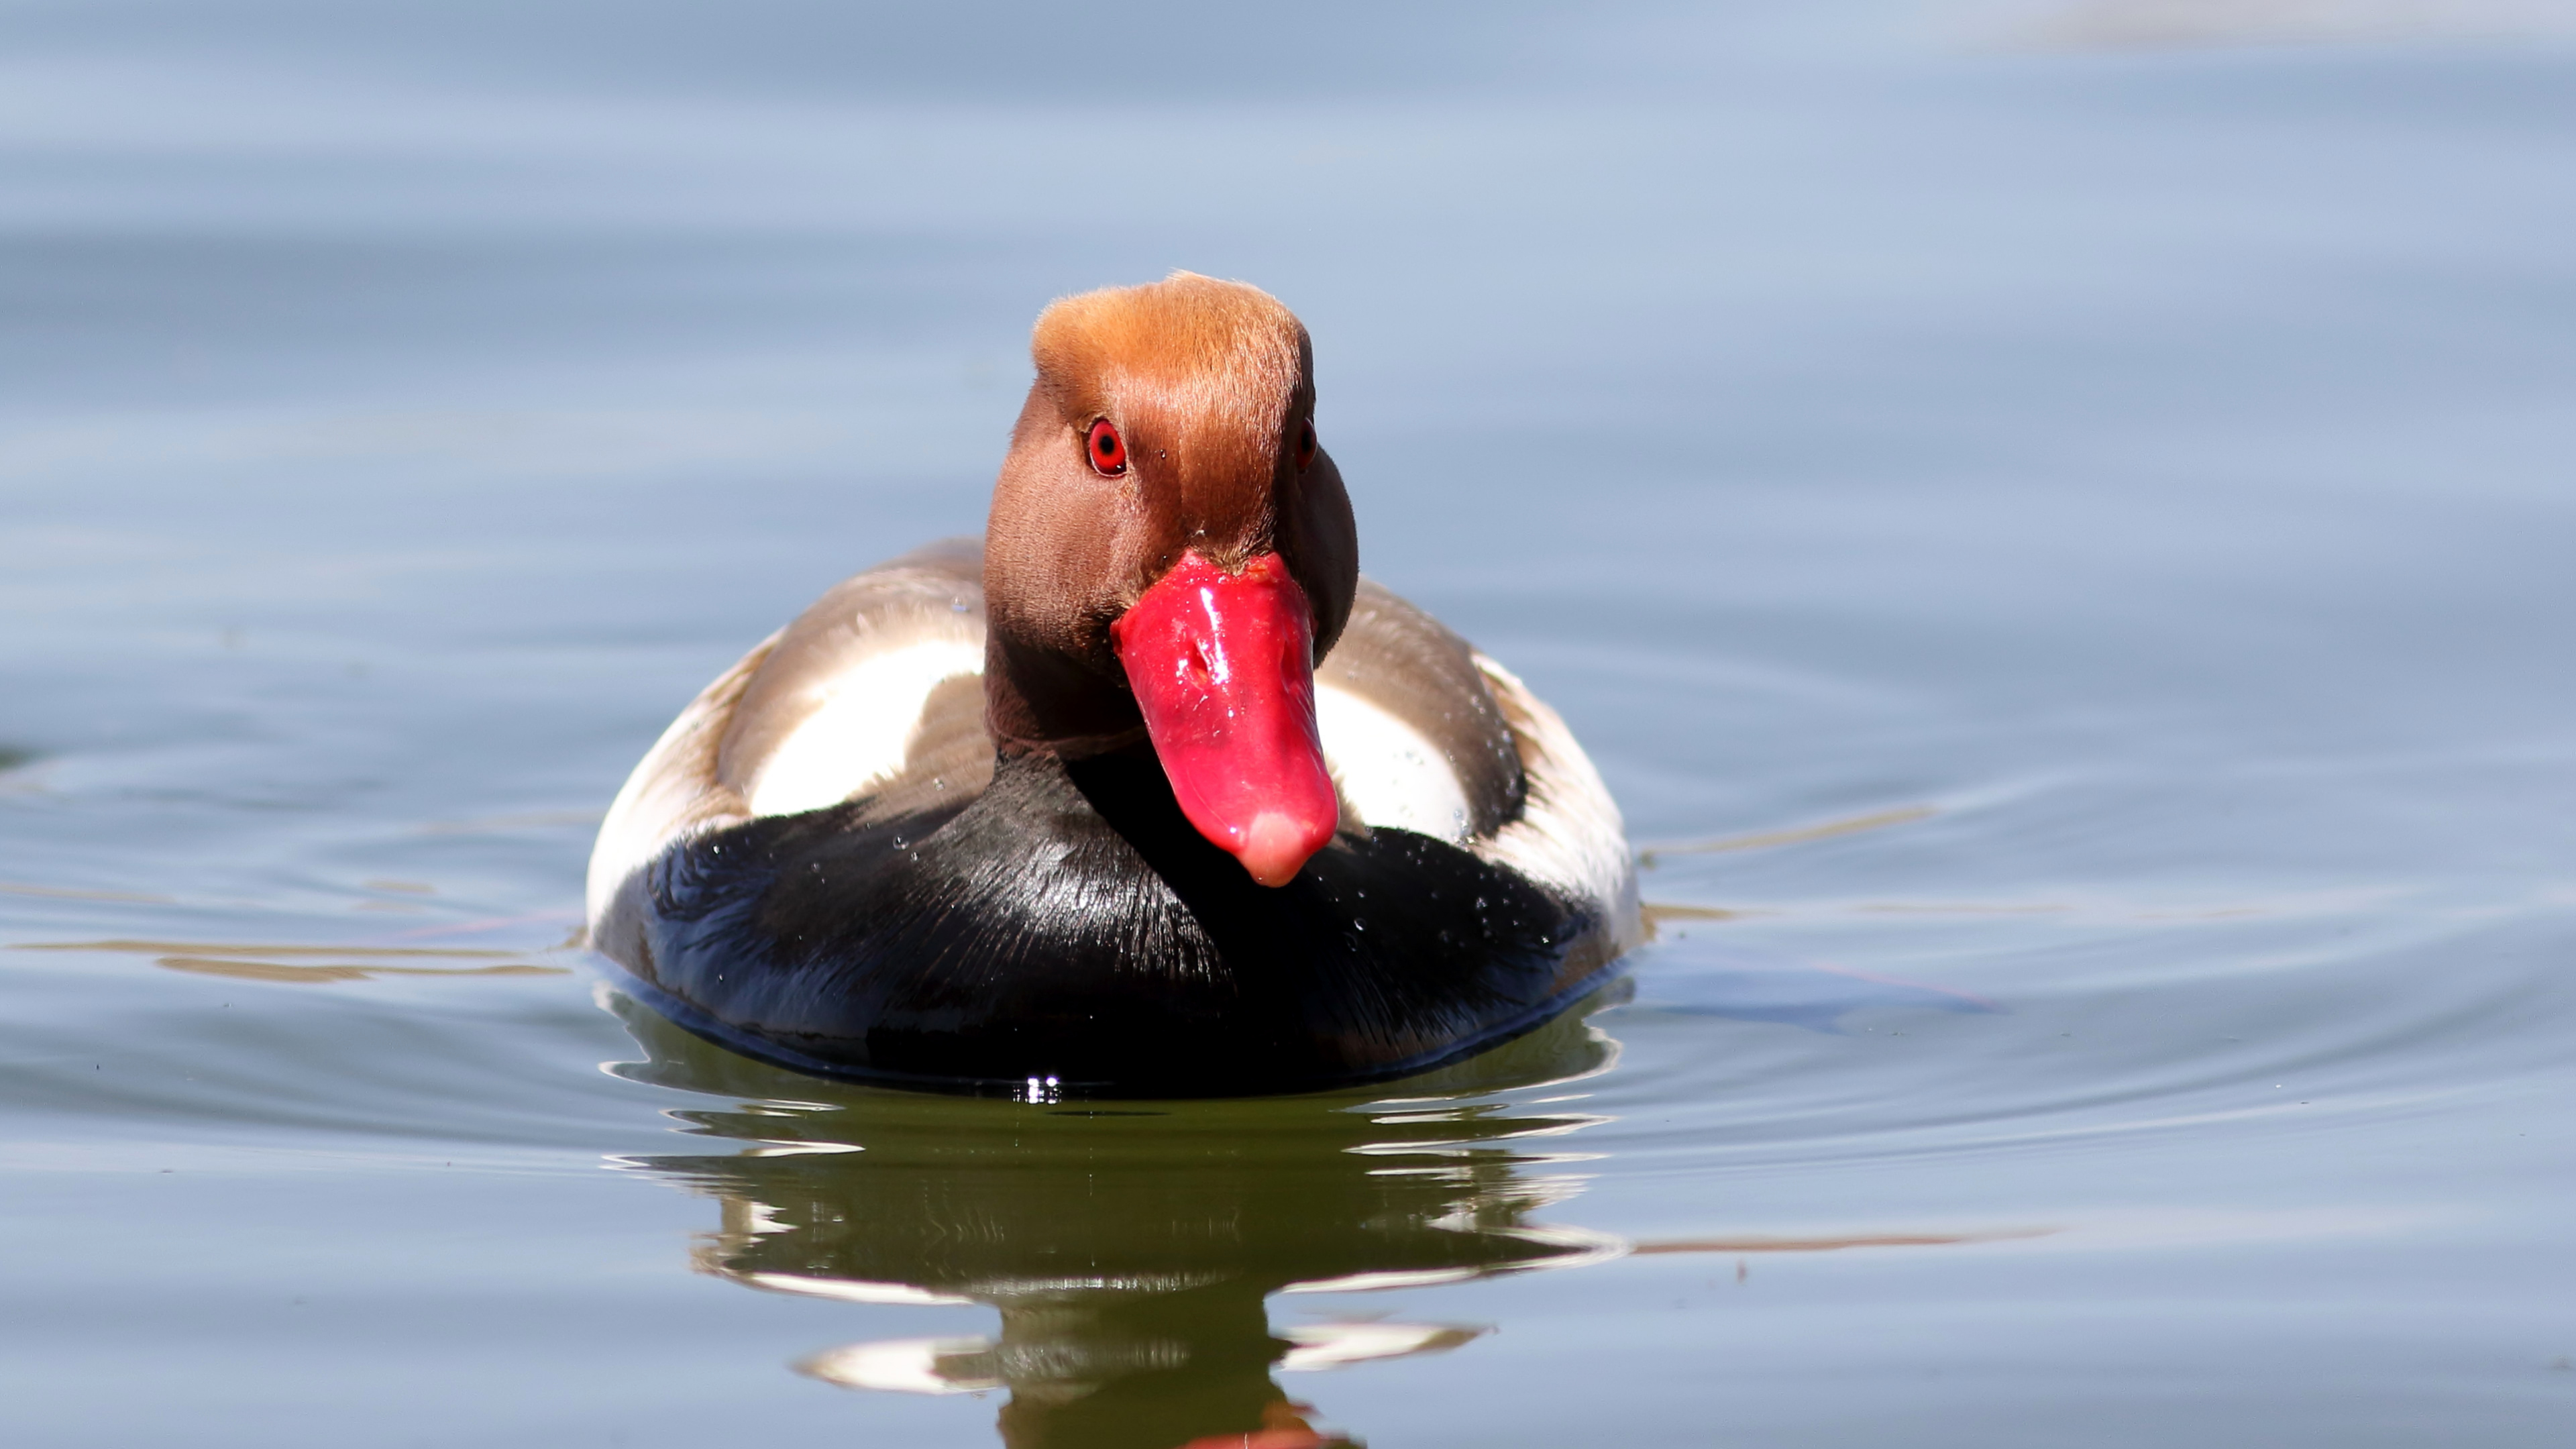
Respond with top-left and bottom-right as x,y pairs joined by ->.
982,633 -> 1149,760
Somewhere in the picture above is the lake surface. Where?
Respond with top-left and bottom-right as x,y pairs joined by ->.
5,1 -> 2575,1444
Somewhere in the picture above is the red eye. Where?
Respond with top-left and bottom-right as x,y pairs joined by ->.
1294,419 -> 1318,469
1087,419 -> 1127,476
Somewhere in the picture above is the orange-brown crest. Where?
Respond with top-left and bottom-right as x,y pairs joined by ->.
1030,271 -> 1312,541
983,272 -> 1356,755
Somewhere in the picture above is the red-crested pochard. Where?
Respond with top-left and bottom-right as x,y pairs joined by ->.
586,273 -> 1639,1096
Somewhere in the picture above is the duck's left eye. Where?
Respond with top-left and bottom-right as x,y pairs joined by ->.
1087,419 -> 1128,476
1294,419 -> 1318,469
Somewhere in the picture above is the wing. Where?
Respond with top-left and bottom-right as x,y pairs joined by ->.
586,537 -> 989,923
590,543 -> 1634,961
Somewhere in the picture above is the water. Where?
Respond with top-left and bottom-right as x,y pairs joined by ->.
5,1 -> 2575,1442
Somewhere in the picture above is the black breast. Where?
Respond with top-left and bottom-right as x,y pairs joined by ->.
598,751 -> 1603,1096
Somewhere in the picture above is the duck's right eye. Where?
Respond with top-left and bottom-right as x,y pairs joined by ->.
1087,419 -> 1128,476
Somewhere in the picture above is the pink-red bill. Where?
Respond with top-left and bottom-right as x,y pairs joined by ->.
1110,551 -> 1340,887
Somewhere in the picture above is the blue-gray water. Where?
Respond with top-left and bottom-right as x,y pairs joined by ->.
5,2 -> 2575,1444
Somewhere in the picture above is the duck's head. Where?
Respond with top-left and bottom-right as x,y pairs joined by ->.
983,272 -> 1358,888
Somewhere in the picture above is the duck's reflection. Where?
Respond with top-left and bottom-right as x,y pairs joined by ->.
604,985 -> 1627,1449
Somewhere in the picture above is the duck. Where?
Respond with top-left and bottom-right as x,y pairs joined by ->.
585,272 -> 1639,1097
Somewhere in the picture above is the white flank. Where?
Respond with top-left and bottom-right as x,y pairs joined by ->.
1469,654 -> 1642,951
584,640 -> 770,926
1316,684 -> 1474,842
743,639 -> 985,818
587,588 -> 1641,959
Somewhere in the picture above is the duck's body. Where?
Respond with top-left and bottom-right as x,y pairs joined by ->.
586,276 -> 1638,1096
